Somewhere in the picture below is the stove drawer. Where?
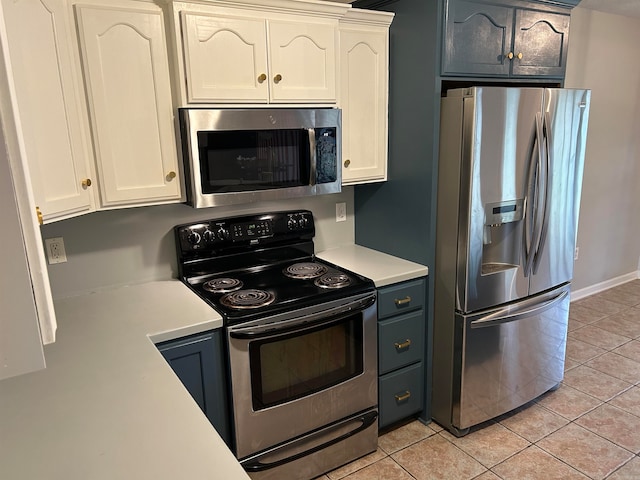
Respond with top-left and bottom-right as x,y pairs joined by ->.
378,309 -> 425,375
378,278 -> 426,319
379,362 -> 424,428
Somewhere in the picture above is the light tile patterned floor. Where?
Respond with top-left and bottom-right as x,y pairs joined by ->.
315,279 -> 640,480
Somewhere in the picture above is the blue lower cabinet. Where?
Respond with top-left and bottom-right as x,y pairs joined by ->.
377,278 -> 427,429
379,363 -> 424,428
157,330 -> 232,448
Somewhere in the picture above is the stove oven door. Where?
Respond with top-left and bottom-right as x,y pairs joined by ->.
226,291 -> 378,479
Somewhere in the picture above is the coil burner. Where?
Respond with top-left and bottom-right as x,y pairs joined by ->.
314,273 -> 352,289
220,289 -> 276,309
203,278 -> 243,293
283,262 -> 328,279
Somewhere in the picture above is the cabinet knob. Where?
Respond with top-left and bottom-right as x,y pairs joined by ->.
166,171 -> 177,181
507,52 -> 514,60
36,206 -> 43,225
257,73 -> 267,83
516,52 -> 523,60
395,391 -> 411,403
81,178 -> 92,188
344,159 -> 351,168
273,73 -> 283,84
394,339 -> 412,351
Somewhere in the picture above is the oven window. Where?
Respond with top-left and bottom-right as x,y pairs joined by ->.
197,129 -> 311,193
249,316 -> 363,410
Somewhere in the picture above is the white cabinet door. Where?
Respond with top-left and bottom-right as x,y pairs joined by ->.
0,138 -> 46,380
268,20 -> 336,103
340,25 -> 389,184
177,7 -> 337,105
2,0 -> 94,222
76,4 -> 181,207
182,12 -> 269,103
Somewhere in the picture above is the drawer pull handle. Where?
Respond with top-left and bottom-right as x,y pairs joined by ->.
394,339 -> 411,351
395,296 -> 411,306
395,391 -> 411,402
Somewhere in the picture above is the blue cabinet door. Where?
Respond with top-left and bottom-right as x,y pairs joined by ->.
511,8 -> 570,77
443,0 -> 572,79
443,0 -> 513,76
157,330 -> 232,448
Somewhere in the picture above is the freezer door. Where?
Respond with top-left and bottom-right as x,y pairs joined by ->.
452,284 -> 570,430
528,89 -> 591,296
458,87 -> 543,312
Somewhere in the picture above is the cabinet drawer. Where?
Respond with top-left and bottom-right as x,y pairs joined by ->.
378,278 -> 426,319
378,309 -> 425,375
379,362 -> 423,428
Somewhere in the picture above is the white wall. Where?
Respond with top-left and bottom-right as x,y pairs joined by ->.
41,189 -> 355,299
564,7 -> 640,291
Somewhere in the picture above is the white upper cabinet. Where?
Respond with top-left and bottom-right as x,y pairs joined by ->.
267,19 -> 336,103
2,0 -> 95,223
171,0 -> 349,105
339,10 -> 393,185
76,3 -> 182,207
182,13 -> 269,103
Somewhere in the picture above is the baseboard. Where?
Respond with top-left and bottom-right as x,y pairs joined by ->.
571,270 -> 640,302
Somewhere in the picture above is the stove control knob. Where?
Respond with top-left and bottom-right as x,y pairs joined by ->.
202,230 -> 215,243
217,228 -> 230,240
299,216 -> 310,228
187,231 -> 202,245
288,218 -> 298,230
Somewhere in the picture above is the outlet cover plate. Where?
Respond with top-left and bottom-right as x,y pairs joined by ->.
336,202 -> 347,222
45,237 -> 67,264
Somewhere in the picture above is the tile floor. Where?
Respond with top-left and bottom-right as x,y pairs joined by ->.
316,279 -> 640,480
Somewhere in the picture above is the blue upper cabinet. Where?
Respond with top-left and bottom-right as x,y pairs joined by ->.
443,0 -> 573,79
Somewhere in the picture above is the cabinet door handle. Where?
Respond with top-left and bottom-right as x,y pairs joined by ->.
344,159 -> 351,168
516,52 -> 523,60
507,52 -> 514,60
36,206 -> 43,225
395,391 -> 411,403
166,171 -> 176,181
394,339 -> 411,351
257,73 -> 267,83
273,73 -> 282,84
81,178 -> 92,188
394,296 -> 411,306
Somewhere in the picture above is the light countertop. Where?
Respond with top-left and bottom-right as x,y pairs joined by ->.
0,246 -> 428,480
0,280 -> 249,480
317,244 -> 429,287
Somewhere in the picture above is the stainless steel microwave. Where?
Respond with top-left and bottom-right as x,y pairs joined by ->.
178,108 -> 342,208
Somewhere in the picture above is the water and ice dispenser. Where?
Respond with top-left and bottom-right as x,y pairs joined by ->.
482,199 -> 524,275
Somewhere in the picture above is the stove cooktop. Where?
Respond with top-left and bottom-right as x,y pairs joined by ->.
175,210 -> 375,325
186,258 -> 374,324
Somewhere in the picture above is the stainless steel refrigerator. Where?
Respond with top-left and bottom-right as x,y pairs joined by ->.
432,87 -> 590,436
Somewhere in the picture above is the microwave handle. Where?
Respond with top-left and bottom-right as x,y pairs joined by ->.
308,128 -> 317,186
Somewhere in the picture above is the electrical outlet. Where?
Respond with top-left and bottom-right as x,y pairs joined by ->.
336,202 -> 347,222
574,246 -> 579,261
45,237 -> 67,264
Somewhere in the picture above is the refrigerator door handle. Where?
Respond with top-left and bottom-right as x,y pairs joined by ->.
469,288 -> 569,328
523,113 -> 545,277
532,112 -> 552,275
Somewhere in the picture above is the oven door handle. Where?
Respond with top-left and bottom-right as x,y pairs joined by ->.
241,410 -> 378,472
228,293 -> 376,339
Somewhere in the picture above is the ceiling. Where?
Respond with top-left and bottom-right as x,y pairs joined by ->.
578,0 -> 640,18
